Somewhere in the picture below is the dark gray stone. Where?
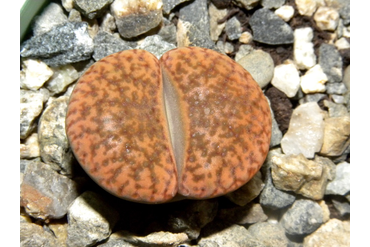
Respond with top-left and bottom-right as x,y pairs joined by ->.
332,199 -> 350,217
93,31 -> 132,61
319,43 -> 343,83
280,199 -> 323,236
250,8 -> 294,45
260,169 -> 296,210
179,0 -> 217,50
73,0 -> 113,19
20,22 -> 94,67
157,18 -> 177,45
137,35 -> 176,59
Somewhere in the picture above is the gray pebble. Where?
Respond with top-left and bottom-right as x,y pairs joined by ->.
260,169 -> 296,210
319,43 -> 343,83
38,96 -> 74,175
137,35 -> 176,59
20,160 -> 79,220
225,16 -> 242,40
178,0 -> 216,50
280,199 -> 323,236
325,161 -> 350,196
332,199 -> 350,217
298,93 -> 327,105
67,191 -> 120,247
21,22 -> 94,67
326,82 -> 348,94
250,8 -> 294,45
93,31 -> 132,61
21,222 -> 59,246
237,49 -> 274,88
68,8 -> 82,22
73,0 -> 113,19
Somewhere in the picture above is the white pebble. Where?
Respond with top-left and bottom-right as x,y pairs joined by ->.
46,65 -> 79,95
271,63 -> 300,98
335,37 -> 350,50
314,7 -> 340,31
295,0 -> 319,16
20,59 -> 54,90
300,64 -> 328,94
332,94 -> 345,104
20,133 -> 41,159
281,102 -> 325,158
239,31 -> 253,44
275,5 -> 294,22
293,27 -> 317,70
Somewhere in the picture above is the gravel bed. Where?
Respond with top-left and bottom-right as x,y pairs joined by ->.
20,0 -> 350,246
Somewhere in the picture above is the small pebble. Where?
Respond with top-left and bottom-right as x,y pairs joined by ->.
300,64 -> 328,94
332,199 -> 350,217
45,64 -> 79,95
293,27 -> 316,70
73,0 -> 113,19
115,231 -> 189,246
177,0 -> 216,49
20,160 -> 79,219
318,200 -> 330,223
20,133 -> 40,159
274,5 -> 295,22
280,199 -> 323,236
295,0 -> 320,16
332,94 -> 345,104
324,100 -> 349,118
250,8 -> 294,45
20,59 -> 54,90
335,37 -> 350,50
268,100 -> 283,147
239,31 -> 253,44
260,166 -> 296,210
111,0 -> 163,38
20,90 -> 46,139
208,2 -> 227,41
93,31 -> 132,61
319,43 -> 343,83
38,96 -> 74,175
303,219 -> 350,246
67,191 -> 120,247
225,16 -> 242,40
325,161 -> 350,196
314,7 -> 340,31
199,223 -> 263,246
281,102 -> 325,158
271,63 -> 300,98
248,222 -> 289,247
68,8 -> 82,22
21,222 -> 59,246
271,154 -> 335,200
61,0 -> 73,12
320,116 -> 350,156
298,93 -> 327,105
326,82 -> 347,95
32,2 -> 68,36
234,45 -> 254,62
100,12 -> 117,33
237,49 -> 275,88
137,35 -> 176,58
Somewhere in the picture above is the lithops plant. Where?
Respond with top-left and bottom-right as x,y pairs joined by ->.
66,47 -> 272,204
